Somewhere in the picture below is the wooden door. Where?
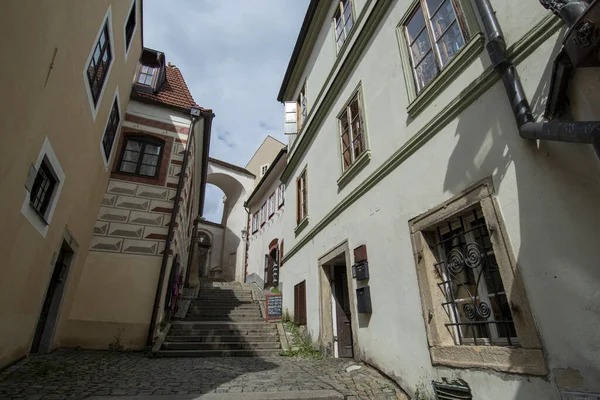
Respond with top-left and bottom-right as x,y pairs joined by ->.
334,266 -> 353,358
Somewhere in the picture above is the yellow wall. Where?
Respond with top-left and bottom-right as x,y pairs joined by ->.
246,136 -> 286,187
0,0 -> 142,368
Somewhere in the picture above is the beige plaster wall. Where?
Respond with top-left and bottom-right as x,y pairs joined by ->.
0,0 -> 141,368
245,136 -> 286,187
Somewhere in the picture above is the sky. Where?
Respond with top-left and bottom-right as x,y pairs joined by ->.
143,0 -> 309,223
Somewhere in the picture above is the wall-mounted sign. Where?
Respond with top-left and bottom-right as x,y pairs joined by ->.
266,294 -> 282,322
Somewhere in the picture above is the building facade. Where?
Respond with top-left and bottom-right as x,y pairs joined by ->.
277,0 -> 600,398
0,0 -> 143,369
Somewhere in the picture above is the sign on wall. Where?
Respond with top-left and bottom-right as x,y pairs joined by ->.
266,294 -> 282,323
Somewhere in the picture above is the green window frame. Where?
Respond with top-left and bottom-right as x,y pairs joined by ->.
397,0 -> 483,116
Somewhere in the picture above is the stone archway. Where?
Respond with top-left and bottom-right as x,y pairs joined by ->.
204,158 -> 255,282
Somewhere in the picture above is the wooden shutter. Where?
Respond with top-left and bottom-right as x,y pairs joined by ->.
284,101 -> 298,134
294,281 -> 307,325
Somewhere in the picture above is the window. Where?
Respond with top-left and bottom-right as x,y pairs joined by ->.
137,65 -> 156,86
102,98 -> 120,161
339,92 -> 365,171
30,159 -> 57,218
294,280 -> 307,325
252,212 -> 259,233
260,202 -> 267,226
124,0 -> 136,51
268,193 -> 275,218
277,183 -> 285,208
403,0 -> 467,93
118,137 -> 163,177
333,0 -> 354,51
260,163 -> 269,177
296,170 -> 307,224
87,22 -> 112,106
297,84 -> 307,131
409,178 -> 546,375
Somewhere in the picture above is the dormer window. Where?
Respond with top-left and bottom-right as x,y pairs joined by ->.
137,65 -> 156,86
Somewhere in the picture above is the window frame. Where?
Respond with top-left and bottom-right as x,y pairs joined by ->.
338,90 -> 366,172
332,0 -> 355,52
124,0 -> 137,58
260,202 -> 267,226
116,135 -> 164,179
296,83 -> 307,132
408,177 -> 546,376
86,15 -> 113,108
252,212 -> 259,233
136,64 -> 156,87
29,159 -> 57,219
396,0 -> 483,117
296,168 -> 308,225
100,89 -> 121,168
268,193 -> 275,218
260,163 -> 269,177
277,183 -> 285,209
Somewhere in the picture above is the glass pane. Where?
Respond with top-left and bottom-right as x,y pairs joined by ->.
143,74 -> 153,85
345,15 -> 353,33
87,62 -> 96,82
93,45 -> 101,64
405,7 -> 426,44
430,0 -> 457,39
425,0 -> 445,16
102,50 -> 109,63
341,130 -> 350,147
126,140 -> 142,151
145,144 -> 161,155
140,165 -> 156,176
120,161 -> 137,173
343,149 -> 351,169
415,52 -> 439,90
123,150 -> 140,162
141,65 -> 149,73
336,19 -> 344,41
353,134 -> 363,158
142,154 -> 159,166
99,31 -> 106,47
410,29 -> 433,65
437,22 -> 465,67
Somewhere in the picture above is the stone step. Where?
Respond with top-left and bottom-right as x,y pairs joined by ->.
195,295 -> 254,300
165,334 -> 279,342
162,341 -> 282,350
168,328 -> 277,337
183,316 -> 264,322
157,349 -> 282,357
172,321 -> 273,328
187,310 -> 261,316
189,306 -> 260,312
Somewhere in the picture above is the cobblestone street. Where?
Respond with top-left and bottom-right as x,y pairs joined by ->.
0,350 -> 407,399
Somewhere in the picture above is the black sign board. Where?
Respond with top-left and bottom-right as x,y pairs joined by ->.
266,294 -> 282,322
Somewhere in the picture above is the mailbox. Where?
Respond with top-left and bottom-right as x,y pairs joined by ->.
356,285 -> 372,313
352,261 -> 369,280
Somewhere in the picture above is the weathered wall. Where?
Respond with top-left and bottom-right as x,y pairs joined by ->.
280,0 -> 600,398
0,0 -> 141,368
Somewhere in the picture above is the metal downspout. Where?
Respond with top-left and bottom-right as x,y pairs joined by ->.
146,114 -> 198,346
474,0 -> 600,160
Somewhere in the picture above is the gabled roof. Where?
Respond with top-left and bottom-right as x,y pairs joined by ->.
132,50 -> 201,113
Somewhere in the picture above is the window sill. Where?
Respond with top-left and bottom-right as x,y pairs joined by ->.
430,345 -> 547,376
406,33 -> 485,118
294,216 -> 310,237
337,150 -> 371,191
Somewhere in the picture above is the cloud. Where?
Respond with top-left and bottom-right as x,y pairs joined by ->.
143,0 -> 308,221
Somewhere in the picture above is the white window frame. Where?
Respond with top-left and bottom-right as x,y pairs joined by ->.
83,6 -> 115,121
21,138 -> 66,238
100,87 -> 122,170
268,193 -> 275,218
260,163 -> 269,177
277,183 -> 285,208
260,203 -> 267,226
338,90 -> 366,172
284,102 -> 298,135
123,0 -> 138,61
333,0 -> 355,52
252,212 -> 259,233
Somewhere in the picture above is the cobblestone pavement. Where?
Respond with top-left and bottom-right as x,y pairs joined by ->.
0,349 -> 407,399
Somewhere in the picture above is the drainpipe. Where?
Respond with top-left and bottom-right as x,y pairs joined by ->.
146,110 -> 198,346
474,0 -> 600,159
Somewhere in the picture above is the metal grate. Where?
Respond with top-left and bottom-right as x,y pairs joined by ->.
433,379 -> 472,400
431,207 -> 518,346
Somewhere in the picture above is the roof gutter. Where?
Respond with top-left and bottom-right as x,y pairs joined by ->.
146,108 -> 213,346
474,0 -> 600,159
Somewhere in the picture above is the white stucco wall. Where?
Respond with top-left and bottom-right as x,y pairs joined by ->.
279,0 -> 600,398
197,222 -> 224,274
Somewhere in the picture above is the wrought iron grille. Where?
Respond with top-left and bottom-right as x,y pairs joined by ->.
432,379 -> 472,400
431,207 -> 518,346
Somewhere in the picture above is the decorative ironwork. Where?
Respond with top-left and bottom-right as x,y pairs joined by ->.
432,208 -> 517,346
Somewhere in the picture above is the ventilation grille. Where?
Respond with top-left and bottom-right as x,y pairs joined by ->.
432,379 -> 472,400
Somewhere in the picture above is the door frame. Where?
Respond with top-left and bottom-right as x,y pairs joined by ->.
317,240 -> 359,360
31,227 -> 78,353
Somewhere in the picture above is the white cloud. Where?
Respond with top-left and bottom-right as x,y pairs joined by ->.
143,0 -> 308,222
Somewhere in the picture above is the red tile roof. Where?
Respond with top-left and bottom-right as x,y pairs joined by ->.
134,64 -> 201,111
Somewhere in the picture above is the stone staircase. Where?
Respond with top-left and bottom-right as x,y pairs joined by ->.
158,281 -> 282,357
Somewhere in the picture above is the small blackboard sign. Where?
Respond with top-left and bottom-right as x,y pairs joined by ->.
266,294 -> 282,322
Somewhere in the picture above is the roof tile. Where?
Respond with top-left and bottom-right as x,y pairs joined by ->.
134,65 -> 200,111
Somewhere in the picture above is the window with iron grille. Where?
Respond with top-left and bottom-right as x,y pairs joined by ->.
430,206 -> 517,346
118,137 -> 163,177
333,0 -> 354,51
124,0 -> 136,51
339,91 -> 365,172
86,22 -> 112,106
403,0 -> 469,93
30,159 -> 57,218
137,65 -> 156,86
102,98 -> 120,160
409,178 -> 546,375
